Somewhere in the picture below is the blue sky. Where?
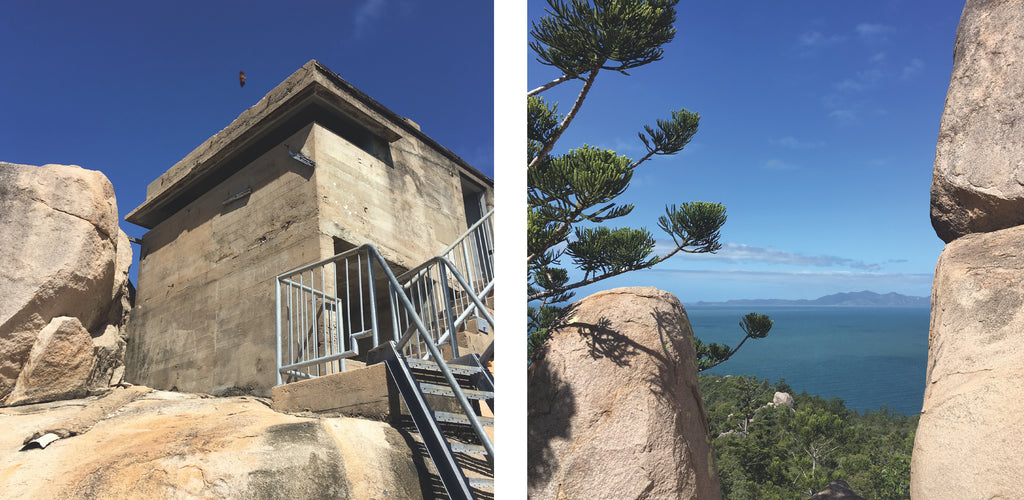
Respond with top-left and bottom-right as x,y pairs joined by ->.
528,1 -> 963,302
2,0 -> 493,283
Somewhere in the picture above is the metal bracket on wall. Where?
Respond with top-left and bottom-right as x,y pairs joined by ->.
288,149 -> 316,168
222,187 -> 253,206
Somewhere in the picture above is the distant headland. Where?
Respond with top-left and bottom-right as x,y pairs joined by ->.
687,290 -> 930,307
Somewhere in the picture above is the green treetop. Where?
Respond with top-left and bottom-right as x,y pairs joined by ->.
527,0 -> 772,364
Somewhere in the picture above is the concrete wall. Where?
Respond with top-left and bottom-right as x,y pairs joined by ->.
312,123 -> 476,270
126,119 -> 493,396
126,125 -> 322,395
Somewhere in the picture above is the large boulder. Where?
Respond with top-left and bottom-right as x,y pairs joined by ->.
0,163 -> 133,405
528,287 -> 721,500
930,0 -> 1024,243
0,388 -> 426,498
807,479 -> 864,500
770,391 -> 795,409
4,317 -> 97,406
911,225 -> 1024,498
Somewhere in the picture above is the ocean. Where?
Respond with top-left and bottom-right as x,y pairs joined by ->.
686,305 -> 930,416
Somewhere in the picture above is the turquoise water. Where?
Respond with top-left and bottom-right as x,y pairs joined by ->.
687,306 -> 930,416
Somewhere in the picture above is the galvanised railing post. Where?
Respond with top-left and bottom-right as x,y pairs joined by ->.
275,277 -> 283,387
274,243 -> 495,464
368,248 -> 494,463
368,247 -> 379,347
388,280 -> 400,348
438,266 -> 460,359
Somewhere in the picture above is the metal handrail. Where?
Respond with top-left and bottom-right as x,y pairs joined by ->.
439,208 -> 494,257
400,210 -> 494,334
368,246 -> 496,461
275,244 -> 494,462
275,245 -> 379,380
394,256 -> 495,348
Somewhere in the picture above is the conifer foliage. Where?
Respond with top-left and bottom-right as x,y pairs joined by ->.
527,0 -> 771,361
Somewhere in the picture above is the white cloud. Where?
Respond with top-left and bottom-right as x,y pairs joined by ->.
829,108 -> 859,122
763,159 -> 798,171
664,242 -> 886,271
835,68 -> 887,93
637,267 -> 933,294
901,58 -> 925,79
799,31 -> 845,48
771,136 -> 824,149
869,52 -> 887,64
353,0 -> 387,39
856,23 -> 894,41
835,79 -> 868,92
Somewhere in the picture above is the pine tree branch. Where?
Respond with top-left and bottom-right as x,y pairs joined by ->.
528,236 -> 693,301
628,149 -> 656,170
527,195 -> 601,264
528,67 -> 601,169
527,213 -> 578,264
527,73 -> 579,97
528,261 -> 641,301
699,334 -> 753,371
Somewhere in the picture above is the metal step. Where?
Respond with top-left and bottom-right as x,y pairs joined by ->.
448,441 -> 489,455
435,410 -> 494,427
468,477 -> 494,490
418,382 -> 493,400
406,358 -> 482,376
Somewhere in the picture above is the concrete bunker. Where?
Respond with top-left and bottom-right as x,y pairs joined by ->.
123,60 -> 493,396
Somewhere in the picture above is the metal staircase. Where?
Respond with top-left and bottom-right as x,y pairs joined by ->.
275,210 -> 494,499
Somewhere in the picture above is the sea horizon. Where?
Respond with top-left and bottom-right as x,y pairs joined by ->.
686,304 -> 930,416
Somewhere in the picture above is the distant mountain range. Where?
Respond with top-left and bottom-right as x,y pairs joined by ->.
688,291 -> 930,307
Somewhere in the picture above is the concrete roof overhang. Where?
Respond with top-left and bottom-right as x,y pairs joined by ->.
126,60 -> 492,230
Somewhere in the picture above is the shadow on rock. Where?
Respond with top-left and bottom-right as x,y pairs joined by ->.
527,347 -> 577,490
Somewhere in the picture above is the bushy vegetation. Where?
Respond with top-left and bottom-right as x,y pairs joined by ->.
700,374 -> 916,500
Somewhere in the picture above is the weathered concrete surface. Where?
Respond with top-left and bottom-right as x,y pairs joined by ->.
930,0 -> 1024,243
272,363 -> 392,419
528,287 -> 721,500
125,60 -> 493,396
124,124 -> 322,396
0,162 -> 132,405
0,388 -> 425,499
131,60 -> 490,214
911,225 -> 1024,499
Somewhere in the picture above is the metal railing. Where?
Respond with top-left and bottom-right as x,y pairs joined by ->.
275,246 -> 384,382
391,255 -> 496,361
275,243 -> 495,463
436,210 -> 494,309
274,210 -> 494,383
396,210 -> 494,360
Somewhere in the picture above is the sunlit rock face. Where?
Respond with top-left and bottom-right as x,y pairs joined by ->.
915,1 -> 1024,497
912,226 -> 1024,499
528,287 -> 721,500
930,0 -> 1024,243
0,163 -> 132,406
0,388 -> 426,499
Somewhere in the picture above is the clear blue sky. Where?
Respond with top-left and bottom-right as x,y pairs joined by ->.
528,1 -> 963,302
1,0 -> 493,284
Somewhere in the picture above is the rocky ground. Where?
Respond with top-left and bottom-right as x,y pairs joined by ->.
0,386 -> 427,499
